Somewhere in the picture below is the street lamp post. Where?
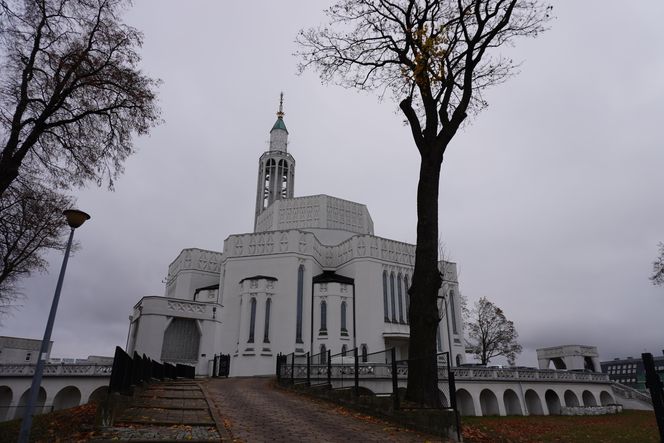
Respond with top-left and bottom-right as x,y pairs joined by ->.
436,294 -> 454,367
18,209 -> 90,443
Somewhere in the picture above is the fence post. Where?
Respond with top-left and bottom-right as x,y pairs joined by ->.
354,347 -> 359,397
291,353 -> 295,385
642,352 -> 664,441
276,353 -> 280,381
327,349 -> 332,388
306,352 -> 311,386
391,348 -> 399,410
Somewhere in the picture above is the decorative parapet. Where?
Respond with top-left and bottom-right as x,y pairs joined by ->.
536,345 -> 599,359
135,296 -> 218,320
453,367 -> 610,383
254,195 -> 374,236
166,248 -> 223,284
0,363 -> 112,377
223,230 -> 427,269
283,362 -> 610,383
611,382 -> 652,404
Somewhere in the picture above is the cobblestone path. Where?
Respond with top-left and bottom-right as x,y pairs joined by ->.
202,377 -> 446,442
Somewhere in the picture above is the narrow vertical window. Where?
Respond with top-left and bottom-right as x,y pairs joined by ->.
296,265 -> 304,343
436,323 -> 442,352
248,297 -> 257,343
397,274 -> 404,323
340,301 -> 347,333
361,344 -> 368,362
390,272 -> 397,323
320,344 -> 326,364
382,271 -> 389,321
263,298 -> 271,343
404,274 -> 410,323
449,290 -> 458,334
320,300 -> 327,332
341,344 -> 347,356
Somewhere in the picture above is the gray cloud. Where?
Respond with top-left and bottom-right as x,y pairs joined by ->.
2,0 -> 663,365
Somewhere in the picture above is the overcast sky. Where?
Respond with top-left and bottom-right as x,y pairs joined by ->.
2,1 -> 663,366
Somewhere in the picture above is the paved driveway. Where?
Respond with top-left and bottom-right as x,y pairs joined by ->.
201,377 -> 445,442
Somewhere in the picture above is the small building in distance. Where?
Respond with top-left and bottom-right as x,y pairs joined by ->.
600,352 -> 664,392
0,336 -> 52,364
536,345 -> 601,372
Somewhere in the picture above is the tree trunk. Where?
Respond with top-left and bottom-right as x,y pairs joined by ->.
405,144 -> 444,407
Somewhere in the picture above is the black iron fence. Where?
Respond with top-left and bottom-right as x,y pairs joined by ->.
276,347 -> 456,413
108,346 -> 195,394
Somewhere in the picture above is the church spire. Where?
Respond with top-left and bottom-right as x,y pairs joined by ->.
270,93 -> 288,150
255,94 -> 296,230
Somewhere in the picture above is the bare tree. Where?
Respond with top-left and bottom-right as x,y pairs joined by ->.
0,0 -> 161,196
0,0 -> 159,305
465,296 -> 522,365
0,178 -> 71,310
297,0 -> 550,406
651,242 -> 664,286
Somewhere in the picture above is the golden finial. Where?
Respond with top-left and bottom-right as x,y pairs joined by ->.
277,92 -> 284,118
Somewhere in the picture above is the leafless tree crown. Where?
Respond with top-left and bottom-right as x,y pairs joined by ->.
297,0 -> 551,146
0,0 -> 161,193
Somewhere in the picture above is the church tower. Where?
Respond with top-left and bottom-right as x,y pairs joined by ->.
254,93 -> 295,229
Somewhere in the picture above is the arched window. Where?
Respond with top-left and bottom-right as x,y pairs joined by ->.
248,297 -> 257,343
404,274 -> 410,323
361,344 -> 368,362
296,265 -> 304,343
456,354 -> 462,367
340,301 -> 347,333
320,300 -> 327,332
320,344 -> 327,364
263,298 -> 271,343
449,290 -> 458,334
382,271 -> 389,321
390,272 -> 397,322
397,274 -> 404,323
436,323 -> 443,352
341,344 -> 347,356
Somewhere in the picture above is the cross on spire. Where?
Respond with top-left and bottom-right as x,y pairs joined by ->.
277,92 -> 284,118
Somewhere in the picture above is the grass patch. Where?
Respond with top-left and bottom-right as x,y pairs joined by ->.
462,410 -> 659,443
0,403 -> 97,442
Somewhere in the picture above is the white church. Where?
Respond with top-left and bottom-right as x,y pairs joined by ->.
126,97 -> 466,376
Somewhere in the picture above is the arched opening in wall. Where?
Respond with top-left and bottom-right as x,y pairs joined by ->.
161,317 -> 200,363
320,344 -> 327,364
0,386 -> 12,421
479,389 -> 500,416
16,387 -> 46,419
584,356 -> 596,371
600,391 -> 614,405
53,386 -> 81,411
88,386 -> 108,404
503,389 -> 523,415
437,389 -> 449,408
549,357 -> 566,370
525,390 -> 544,415
456,389 -> 475,416
564,390 -> 579,407
545,390 -> 562,415
361,344 -> 368,362
455,354 -> 462,366
356,386 -> 374,396
582,390 -> 597,406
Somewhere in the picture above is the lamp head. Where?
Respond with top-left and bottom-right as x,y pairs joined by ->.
63,209 -> 90,229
